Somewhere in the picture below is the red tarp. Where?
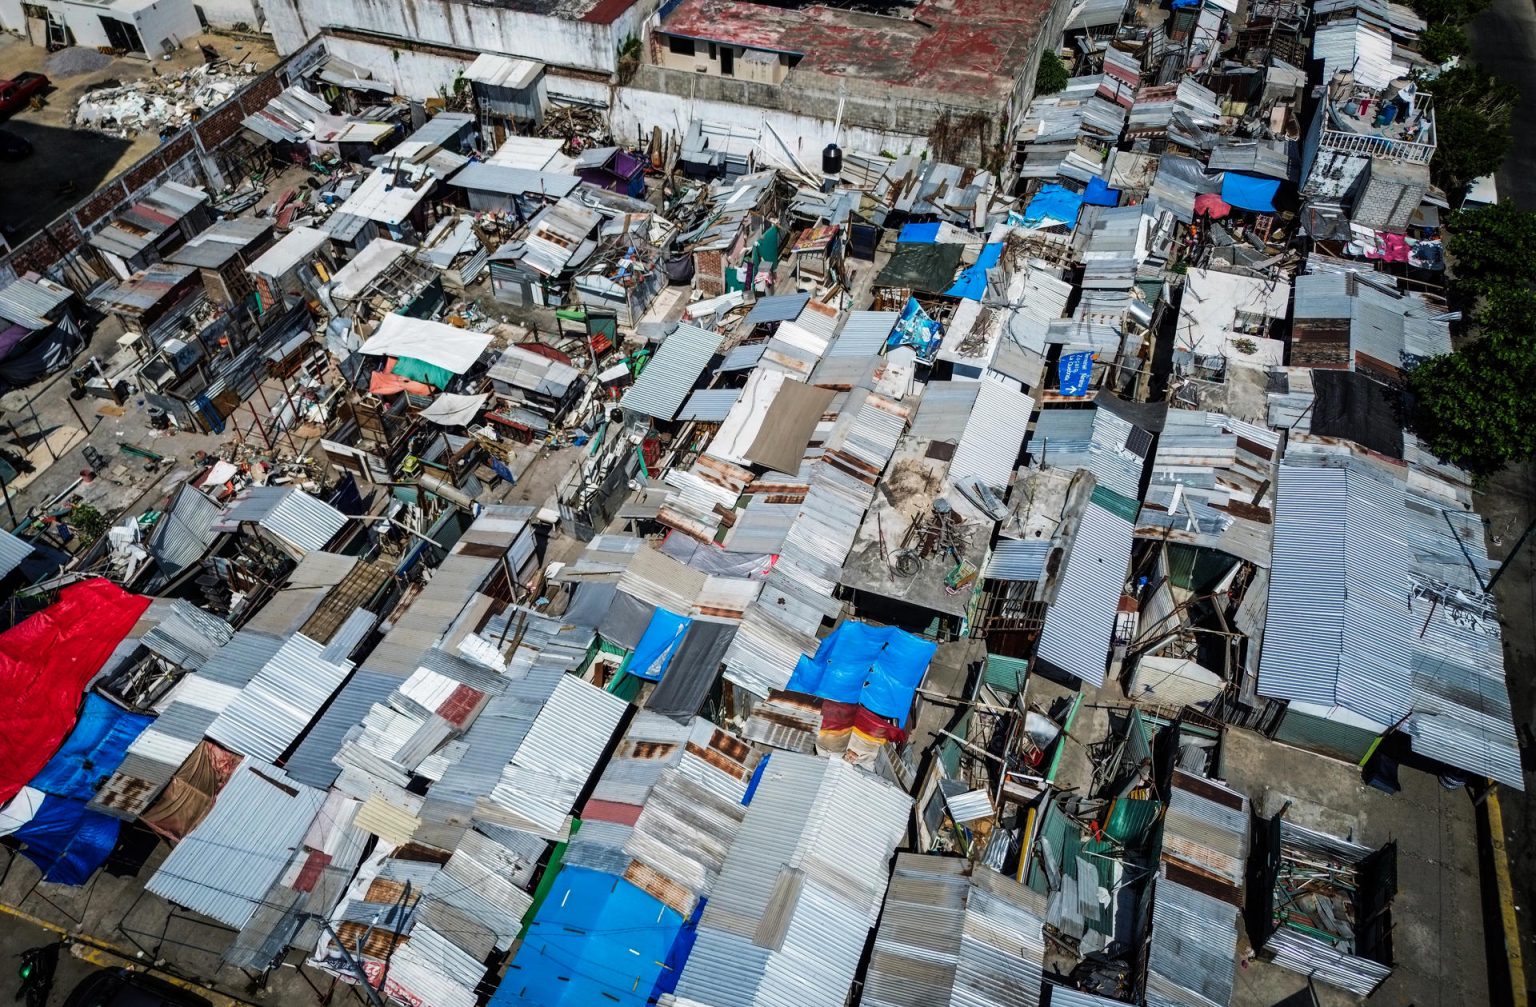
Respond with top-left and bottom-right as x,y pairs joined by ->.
0,578 -> 152,805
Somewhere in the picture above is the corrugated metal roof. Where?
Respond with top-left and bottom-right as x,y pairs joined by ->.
949,380 -> 1035,492
864,853 -> 1049,1007
673,753 -> 911,1007
720,343 -> 768,371
0,276 -> 71,329
205,634 -> 354,762
1030,407 -> 1145,502
449,162 -> 579,199
620,323 -> 725,421
0,528 -> 34,581
481,675 -> 628,839
1146,873 -> 1241,1007
986,539 -> 1052,582
215,487 -> 347,555
145,759 -> 324,929
147,483 -> 224,580
744,292 -> 812,325
679,388 -> 745,422
284,670 -> 400,789
1036,502 -> 1133,686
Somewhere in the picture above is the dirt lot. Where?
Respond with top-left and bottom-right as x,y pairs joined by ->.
0,32 -> 277,249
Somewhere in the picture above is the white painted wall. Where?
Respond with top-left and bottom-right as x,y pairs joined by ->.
320,36 -> 470,100
132,0 -> 201,53
0,0 -> 24,35
192,0 -> 261,30
593,78 -> 932,169
264,0 -> 659,76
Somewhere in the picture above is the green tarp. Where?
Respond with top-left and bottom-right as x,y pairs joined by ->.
392,355 -> 454,389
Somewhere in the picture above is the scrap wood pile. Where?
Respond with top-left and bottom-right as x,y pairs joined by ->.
537,103 -> 609,157
1273,842 -> 1361,950
73,62 -> 255,138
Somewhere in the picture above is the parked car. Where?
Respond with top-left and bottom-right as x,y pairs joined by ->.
0,128 -> 33,160
61,968 -> 213,1007
0,72 -> 50,116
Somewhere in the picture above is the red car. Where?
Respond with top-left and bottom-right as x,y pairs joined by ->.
0,73 -> 50,116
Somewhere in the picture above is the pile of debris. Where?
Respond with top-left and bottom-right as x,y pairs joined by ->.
73,63 -> 255,138
536,102 -> 609,157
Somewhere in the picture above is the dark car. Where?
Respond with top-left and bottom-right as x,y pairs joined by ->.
0,128 -> 33,160
61,968 -> 213,1007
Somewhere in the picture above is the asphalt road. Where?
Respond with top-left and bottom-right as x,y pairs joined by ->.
1469,0 -> 1536,208
1468,2 -> 1536,998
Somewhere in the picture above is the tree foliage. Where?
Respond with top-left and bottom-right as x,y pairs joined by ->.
1410,0 -> 1488,26
1417,23 -> 1468,63
1444,202 -> 1536,289
1429,64 -> 1517,196
1410,205 -> 1536,474
1035,51 -> 1069,96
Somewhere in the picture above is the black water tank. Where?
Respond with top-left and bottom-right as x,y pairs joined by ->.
822,142 -> 843,176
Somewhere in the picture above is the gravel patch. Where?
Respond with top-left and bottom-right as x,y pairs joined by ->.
45,47 -> 114,78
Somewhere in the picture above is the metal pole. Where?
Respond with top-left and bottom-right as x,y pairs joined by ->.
0,463 -> 16,528
29,396 -> 54,462
320,922 -> 386,1007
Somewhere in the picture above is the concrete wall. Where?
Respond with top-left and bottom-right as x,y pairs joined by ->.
0,37 -> 323,293
264,0 -> 658,76
585,73 -> 934,166
0,0 -> 23,34
320,34 -> 470,99
653,34 -> 789,85
133,0 -> 202,53
615,63 -> 999,161
193,0 -> 261,30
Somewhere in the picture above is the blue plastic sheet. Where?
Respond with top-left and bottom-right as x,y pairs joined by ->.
12,796 -> 119,885
786,621 -> 937,721
897,222 -> 941,244
1021,183 -> 1085,230
1220,173 -> 1280,212
1058,352 -> 1095,396
944,243 -> 1004,301
492,867 -> 686,1007
1084,176 -> 1121,207
629,607 -> 692,682
888,297 -> 944,361
30,694 -> 152,801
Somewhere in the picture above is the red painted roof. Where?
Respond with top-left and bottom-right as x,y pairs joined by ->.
659,0 -> 1055,101
582,798 -> 643,825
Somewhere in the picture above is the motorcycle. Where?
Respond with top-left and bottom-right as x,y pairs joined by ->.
15,942 -> 60,1007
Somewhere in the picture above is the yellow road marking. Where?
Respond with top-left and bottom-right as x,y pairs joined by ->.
0,900 -> 252,1007
1487,785 -> 1529,1007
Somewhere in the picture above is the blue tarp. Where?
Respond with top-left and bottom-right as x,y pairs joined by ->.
13,796 -> 120,885
1220,173 -> 1280,212
897,222 -> 941,244
1058,352 -> 1095,397
944,242 -> 1004,301
30,694 -> 152,800
629,607 -> 692,682
1084,176 -> 1121,207
786,621 -> 937,722
1020,183 -> 1085,230
16,695 -> 151,885
888,297 -> 944,361
492,866 -> 686,1007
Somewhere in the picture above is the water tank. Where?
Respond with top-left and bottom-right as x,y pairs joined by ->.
822,142 -> 843,176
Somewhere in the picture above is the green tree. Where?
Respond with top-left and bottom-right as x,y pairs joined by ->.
1035,51 -> 1069,97
1433,104 -> 1511,196
1417,23 -> 1468,63
1444,202 -> 1536,289
1410,0 -> 1489,25
1410,332 -> 1536,476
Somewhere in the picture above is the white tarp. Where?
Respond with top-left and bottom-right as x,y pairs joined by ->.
419,393 -> 489,427
0,786 -> 44,836
358,315 -> 494,375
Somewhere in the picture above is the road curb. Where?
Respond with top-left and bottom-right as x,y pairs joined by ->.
1486,785 -> 1529,1007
